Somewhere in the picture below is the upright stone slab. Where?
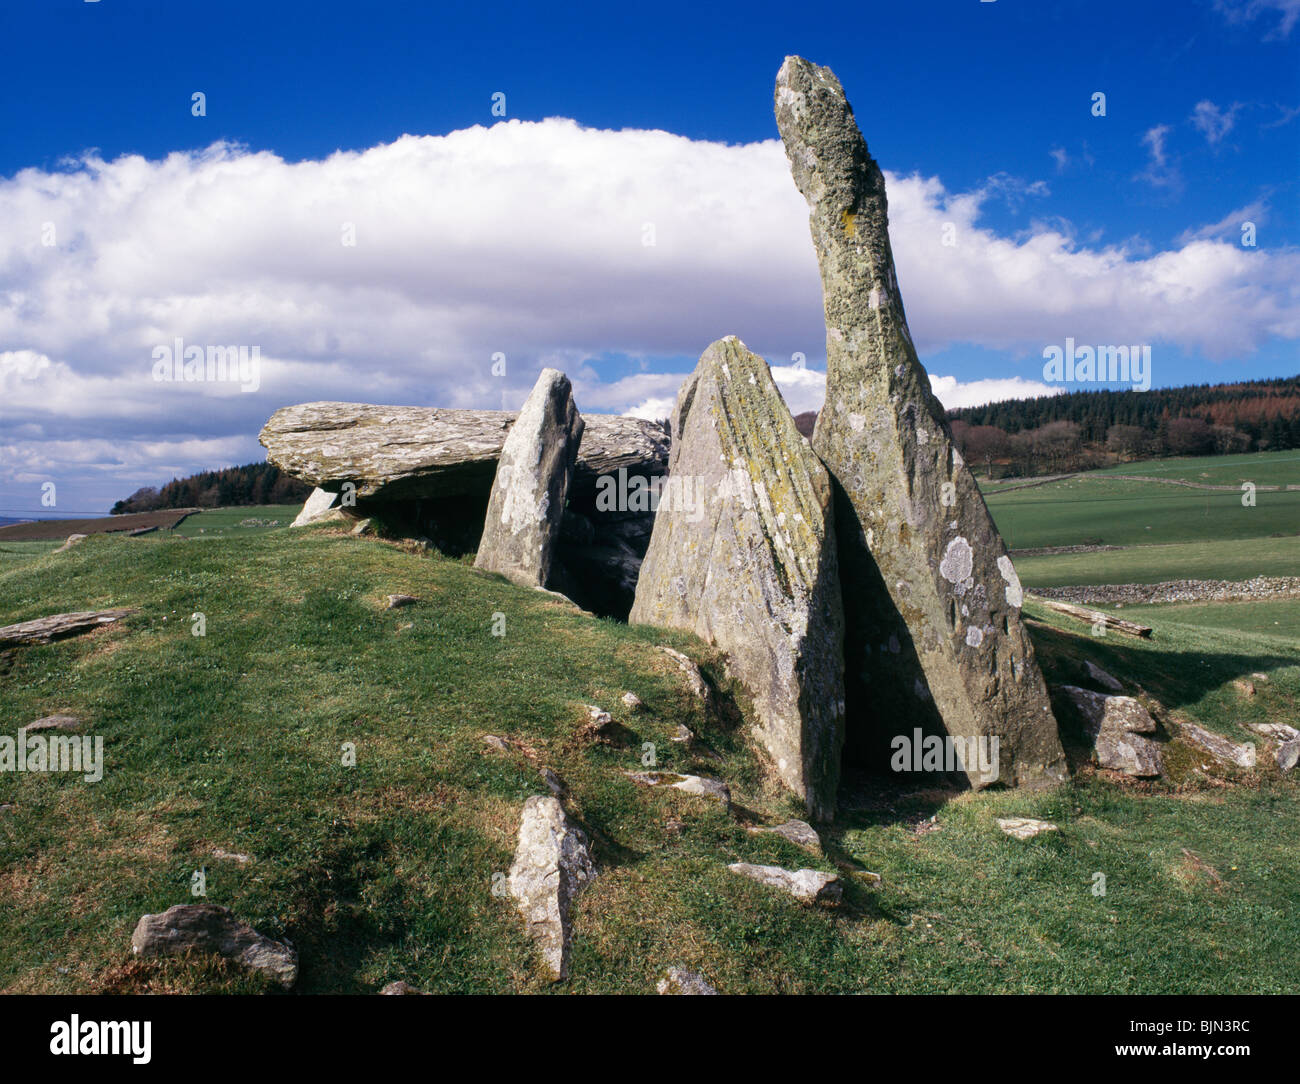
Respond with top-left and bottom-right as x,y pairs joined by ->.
774,57 -> 1066,788
629,337 -> 845,819
474,368 -> 583,587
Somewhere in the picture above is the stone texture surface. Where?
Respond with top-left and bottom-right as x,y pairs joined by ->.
290,487 -> 341,527
1085,661 -> 1124,692
657,967 -> 718,995
727,863 -> 842,902
1180,722 -> 1256,769
625,771 -> 731,806
630,337 -> 845,819
379,980 -> 422,995
260,401 -> 666,502
997,817 -> 1058,840
23,715 -> 84,733
474,369 -> 584,588
774,56 -> 1067,789
1059,685 -> 1163,777
130,903 -> 298,987
507,795 -> 596,982
1277,739 -> 1300,774
0,609 -> 138,648
748,819 -> 823,853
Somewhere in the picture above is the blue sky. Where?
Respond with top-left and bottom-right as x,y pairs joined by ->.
1,0 -> 1297,513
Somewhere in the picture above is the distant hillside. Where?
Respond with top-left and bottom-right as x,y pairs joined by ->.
111,461 -> 311,515
946,376 -> 1298,473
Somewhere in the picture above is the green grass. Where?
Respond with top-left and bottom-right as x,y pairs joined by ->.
1013,536 -> 1300,589
981,449 -> 1300,552
2,526 -> 1297,994
0,540 -> 62,567
172,504 -> 300,538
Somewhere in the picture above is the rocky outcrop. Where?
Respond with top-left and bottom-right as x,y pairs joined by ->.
727,863 -> 842,902
0,609 -> 138,648
474,369 -> 583,588
130,903 -> 298,988
1058,686 -> 1163,778
629,337 -> 845,819
507,795 -> 596,982
774,56 -> 1066,789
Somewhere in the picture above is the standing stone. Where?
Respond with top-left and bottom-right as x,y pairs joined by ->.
474,369 -> 584,588
629,337 -> 845,819
507,795 -> 596,982
774,56 -> 1066,788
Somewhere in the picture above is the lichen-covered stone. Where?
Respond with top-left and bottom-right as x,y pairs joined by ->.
1059,685 -> 1163,777
1180,722 -> 1256,769
507,795 -> 596,982
629,337 -> 845,819
474,368 -> 583,588
774,56 -> 1066,789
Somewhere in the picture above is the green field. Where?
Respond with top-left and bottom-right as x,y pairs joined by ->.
2,526 -> 1297,994
1013,536 -> 1300,589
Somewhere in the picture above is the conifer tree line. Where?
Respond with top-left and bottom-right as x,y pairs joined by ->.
110,462 -> 312,514
944,375 -> 1300,477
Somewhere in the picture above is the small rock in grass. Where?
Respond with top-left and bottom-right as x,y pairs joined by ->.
1277,739 -> 1299,774
1232,679 -> 1256,697
748,819 -> 822,853
23,715 -> 84,733
385,594 -> 418,610
727,862 -> 841,903
657,967 -> 717,995
997,817 -> 1058,840
1250,722 -> 1299,742
1084,661 -> 1124,692
131,904 -> 298,988
483,735 -> 512,753
540,767 -> 566,798
625,770 -> 730,806
507,795 -> 595,982
212,848 -> 252,865
621,692 -> 643,711
1180,722 -> 1256,769
380,980 -> 422,995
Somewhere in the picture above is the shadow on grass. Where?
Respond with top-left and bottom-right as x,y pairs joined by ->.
1025,616 -> 1298,712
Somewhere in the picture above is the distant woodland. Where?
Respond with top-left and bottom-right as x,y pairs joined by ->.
110,462 -> 312,514
797,376 -> 1300,478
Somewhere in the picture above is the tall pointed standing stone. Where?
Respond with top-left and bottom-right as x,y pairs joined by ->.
474,368 -> 584,588
774,57 -> 1066,788
630,337 -> 845,819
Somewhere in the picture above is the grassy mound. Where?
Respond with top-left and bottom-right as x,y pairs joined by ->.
1,526 -> 1297,993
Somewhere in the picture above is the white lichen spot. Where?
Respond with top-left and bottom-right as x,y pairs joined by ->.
997,554 -> 1024,609
939,536 -> 973,584
917,428 -> 929,445
849,413 -> 866,432
965,626 -> 983,648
